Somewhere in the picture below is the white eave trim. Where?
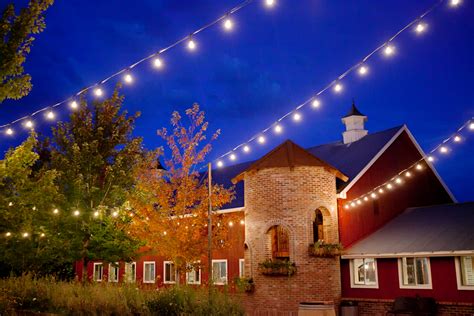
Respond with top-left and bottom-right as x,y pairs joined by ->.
339,125 -> 456,202
216,207 -> 245,214
341,250 -> 474,259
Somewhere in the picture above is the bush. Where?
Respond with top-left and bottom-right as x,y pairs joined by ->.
0,274 -> 244,315
308,240 -> 343,258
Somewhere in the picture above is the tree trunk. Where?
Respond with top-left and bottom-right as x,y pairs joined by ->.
81,235 -> 90,283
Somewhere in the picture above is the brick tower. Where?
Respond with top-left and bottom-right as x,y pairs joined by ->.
232,140 -> 348,315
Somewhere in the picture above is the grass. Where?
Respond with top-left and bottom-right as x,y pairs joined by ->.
0,274 -> 244,315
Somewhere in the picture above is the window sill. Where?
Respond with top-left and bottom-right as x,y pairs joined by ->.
350,284 -> 379,289
399,284 -> 432,290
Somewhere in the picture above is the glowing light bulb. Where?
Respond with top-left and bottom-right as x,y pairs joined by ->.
293,113 -> 301,121
230,153 -> 236,161
94,211 -> 99,217
240,219 -> 245,225
415,23 -> 426,34
187,39 -> 196,50
405,171 -> 412,177
427,156 -> 434,162
129,212 -> 134,217
265,0 -> 275,7
73,210 -> 80,216
5,128 -> 13,135
223,18 -> 233,30
46,111 -> 55,120
217,161 -> 224,168
350,202 -> 356,207
416,164 -> 423,170
312,99 -> 321,108
124,73 -> 133,84
94,88 -> 103,97
356,200 -> 362,205
163,231 -> 167,236
344,205 -> 350,209
454,135 -> 461,142
378,188 -> 384,194
258,136 -> 265,144
70,100 -> 78,109
384,45 -> 395,56
450,0 -> 461,7
32,206 -> 36,211
53,208 -> 59,214
395,178 -> 402,184
8,202 -> 13,207
440,146 -> 448,153
243,145 -> 250,153
371,193 -> 377,199
387,183 -> 393,189
469,122 -> 474,130
153,57 -> 163,68
25,120 -> 34,129
358,65 -> 368,76
5,232 -> 11,237
228,221 -> 233,227
22,232 -> 29,238
112,211 -> 118,217
40,233 -> 45,238
274,124 -> 283,133
333,83 -> 343,93
364,196 -> 369,201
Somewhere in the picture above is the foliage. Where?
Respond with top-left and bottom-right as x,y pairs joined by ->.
0,275 -> 244,315
234,277 -> 254,293
308,240 -> 343,258
258,259 -> 297,276
129,103 -> 235,280
0,133 -> 66,277
37,86 -> 144,278
0,0 -> 54,103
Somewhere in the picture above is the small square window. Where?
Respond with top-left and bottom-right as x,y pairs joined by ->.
212,260 -> 228,285
93,263 -> 103,282
143,261 -> 156,283
164,261 -> 177,284
399,257 -> 431,289
108,263 -> 119,282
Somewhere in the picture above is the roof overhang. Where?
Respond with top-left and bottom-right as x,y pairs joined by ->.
341,250 -> 474,259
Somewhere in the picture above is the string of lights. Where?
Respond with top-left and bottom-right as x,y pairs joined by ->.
212,0 -> 463,168
0,0 -> 281,135
343,118 -> 474,210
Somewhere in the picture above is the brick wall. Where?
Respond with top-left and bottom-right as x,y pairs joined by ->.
242,166 -> 340,315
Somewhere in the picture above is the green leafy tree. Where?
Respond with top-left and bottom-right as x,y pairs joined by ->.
0,133 -> 65,276
41,86 -> 144,280
0,0 -> 54,103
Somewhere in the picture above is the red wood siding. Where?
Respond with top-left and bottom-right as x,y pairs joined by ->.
341,257 -> 474,303
337,131 -> 453,247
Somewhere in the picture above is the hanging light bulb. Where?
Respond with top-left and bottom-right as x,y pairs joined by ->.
112,211 -> 118,218
223,18 -> 233,31
387,183 -> 393,190
378,188 -> 384,194
163,231 -> 167,236
243,145 -> 250,153
274,124 -> 283,133
454,135 -> 461,142
40,233 -> 45,238
53,208 -> 59,214
440,146 -> 448,153
371,192 -> 377,199
228,221 -> 234,227
8,202 -> 13,207
94,211 -> 99,217
405,171 -> 412,177
293,113 -> 302,121
358,65 -> 368,76
265,0 -> 275,7
5,128 -> 14,136
395,177 -> 403,184
73,210 -> 80,216
70,100 -> 79,109
364,196 -> 369,201
229,153 -> 236,161
123,73 -> 133,84
22,232 -> 29,238
333,83 -> 343,93
217,160 -> 224,168
356,200 -> 362,205
94,88 -> 103,97
312,99 -> 321,108
427,156 -> 434,162
187,38 -> 196,51
344,205 -> 350,210
469,122 -> 474,130
416,164 -> 423,170
5,232 -> 11,237
258,136 -> 265,144
25,120 -> 34,129
153,57 -> 163,69
240,219 -> 245,225
46,111 -> 55,120
415,22 -> 426,34
384,44 -> 395,56
450,0 -> 461,7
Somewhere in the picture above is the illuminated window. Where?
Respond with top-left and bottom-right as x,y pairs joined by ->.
313,209 -> 324,242
212,260 -> 228,285
351,258 -> 378,288
399,257 -> 431,289
143,261 -> 156,283
269,226 -> 289,260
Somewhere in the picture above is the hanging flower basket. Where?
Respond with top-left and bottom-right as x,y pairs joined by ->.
308,240 -> 343,258
258,259 -> 297,276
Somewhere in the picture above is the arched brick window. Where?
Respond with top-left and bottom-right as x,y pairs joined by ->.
269,226 -> 290,260
313,209 -> 324,242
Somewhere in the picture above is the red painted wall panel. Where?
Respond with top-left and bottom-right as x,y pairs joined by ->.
338,131 -> 454,248
341,257 -> 474,303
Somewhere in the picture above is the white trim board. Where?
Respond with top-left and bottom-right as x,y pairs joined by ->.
341,250 -> 474,259
338,125 -> 456,202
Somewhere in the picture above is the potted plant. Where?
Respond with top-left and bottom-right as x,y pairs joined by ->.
235,277 -> 255,293
308,240 -> 343,258
258,259 -> 297,276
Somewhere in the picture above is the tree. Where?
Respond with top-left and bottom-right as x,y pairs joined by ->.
0,133 -> 64,276
41,86 -> 144,280
0,0 -> 54,103
129,104 -> 236,283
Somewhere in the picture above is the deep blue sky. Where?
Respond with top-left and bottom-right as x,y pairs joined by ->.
1,0 -> 473,200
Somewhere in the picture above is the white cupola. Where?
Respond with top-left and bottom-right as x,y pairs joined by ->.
341,101 -> 368,144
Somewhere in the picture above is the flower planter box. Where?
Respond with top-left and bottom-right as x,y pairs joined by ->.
258,259 -> 297,277
308,241 -> 343,258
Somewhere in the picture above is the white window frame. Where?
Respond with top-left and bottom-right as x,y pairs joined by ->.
398,257 -> 432,289
186,261 -> 201,285
212,259 -> 228,285
143,261 -> 156,283
124,262 -> 136,283
93,262 -> 103,282
164,261 -> 177,284
349,258 -> 378,289
455,256 -> 474,290
239,259 -> 245,278
108,262 -> 119,283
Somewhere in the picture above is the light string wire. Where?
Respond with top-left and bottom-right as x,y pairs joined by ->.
344,118 -> 474,209
210,0 -> 459,168
0,0 -> 256,130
